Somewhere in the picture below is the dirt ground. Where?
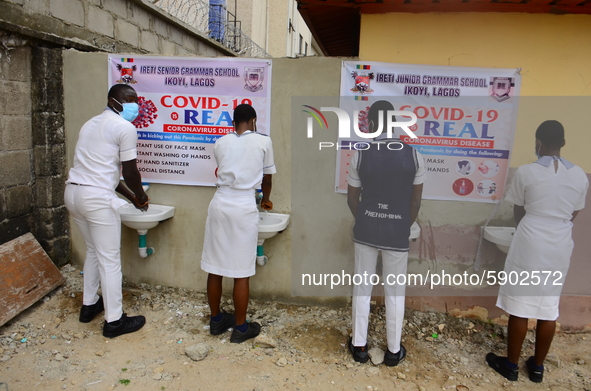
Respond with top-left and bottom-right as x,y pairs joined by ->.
1,265 -> 591,391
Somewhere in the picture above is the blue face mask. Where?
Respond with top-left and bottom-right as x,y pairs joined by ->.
113,98 -> 139,122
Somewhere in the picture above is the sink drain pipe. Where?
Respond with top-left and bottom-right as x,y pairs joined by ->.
256,240 -> 267,266
137,229 -> 155,258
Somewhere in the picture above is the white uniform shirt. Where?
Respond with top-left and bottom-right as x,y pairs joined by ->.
67,109 -> 138,191
505,156 -> 588,220
347,137 -> 426,188
214,130 -> 276,190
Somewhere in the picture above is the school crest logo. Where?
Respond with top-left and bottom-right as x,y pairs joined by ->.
351,65 -> 374,94
489,77 -> 514,102
244,67 -> 264,92
116,59 -> 137,84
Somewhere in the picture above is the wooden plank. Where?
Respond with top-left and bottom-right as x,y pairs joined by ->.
436,0 -> 466,4
494,0 -> 526,4
381,0 -> 407,5
525,0 -> 555,5
0,233 -> 65,326
555,0 -> 586,5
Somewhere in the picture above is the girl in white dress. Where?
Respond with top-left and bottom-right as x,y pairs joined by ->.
486,120 -> 588,383
201,104 -> 275,343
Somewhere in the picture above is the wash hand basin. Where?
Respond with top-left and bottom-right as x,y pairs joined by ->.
410,222 -> 420,240
483,226 -> 515,254
258,212 -> 290,241
119,203 -> 175,231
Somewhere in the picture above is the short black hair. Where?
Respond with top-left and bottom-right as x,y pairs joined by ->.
368,100 -> 395,128
233,104 -> 257,124
535,120 -> 565,149
108,84 -> 135,100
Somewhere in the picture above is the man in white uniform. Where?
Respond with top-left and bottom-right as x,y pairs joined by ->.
201,104 -> 275,343
487,120 -> 588,383
347,100 -> 425,366
65,84 -> 149,338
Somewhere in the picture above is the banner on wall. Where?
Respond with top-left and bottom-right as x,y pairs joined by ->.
108,55 -> 272,186
335,61 -> 521,203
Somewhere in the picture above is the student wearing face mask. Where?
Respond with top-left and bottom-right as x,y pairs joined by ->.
65,84 -> 149,338
486,120 -> 588,383
201,104 -> 275,343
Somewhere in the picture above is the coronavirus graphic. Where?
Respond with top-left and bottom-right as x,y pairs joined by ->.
132,96 -> 158,128
357,106 -> 371,133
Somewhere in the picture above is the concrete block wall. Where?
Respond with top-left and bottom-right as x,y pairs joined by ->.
0,42 -> 34,247
0,0 -> 233,57
0,40 -> 69,265
31,46 -> 70,265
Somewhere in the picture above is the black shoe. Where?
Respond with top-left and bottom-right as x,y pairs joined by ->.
79,296 -> 104,323
230,322 -> 261,343
384,344 -> 406,367
486,353 -> 518,381
210,312 -> 236,335
526,356 -> 544,383
102,313 -> 146,338
348,337 -> 369,363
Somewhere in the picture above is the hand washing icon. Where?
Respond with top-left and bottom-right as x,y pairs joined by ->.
478,160 -> 499,178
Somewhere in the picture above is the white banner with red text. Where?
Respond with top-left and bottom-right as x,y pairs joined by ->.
335,61 -> 521,203
108,55 -> 272,186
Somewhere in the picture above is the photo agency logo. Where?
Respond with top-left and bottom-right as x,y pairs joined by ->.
302,105 -> 419,150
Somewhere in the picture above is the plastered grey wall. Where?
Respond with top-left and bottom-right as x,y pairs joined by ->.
64,54 -> 591,317
63,53 -> 509,303
64,51 -> 296,302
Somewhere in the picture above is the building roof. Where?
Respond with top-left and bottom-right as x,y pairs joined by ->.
296,0 -> 591,57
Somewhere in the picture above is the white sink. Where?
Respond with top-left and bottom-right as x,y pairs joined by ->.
119,203 -> 175,231
410,222 -> 420,240
258,212 -> 290,242
483,226 -> 515,254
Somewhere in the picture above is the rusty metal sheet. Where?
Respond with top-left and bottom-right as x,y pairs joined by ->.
0,233 -> 65,327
